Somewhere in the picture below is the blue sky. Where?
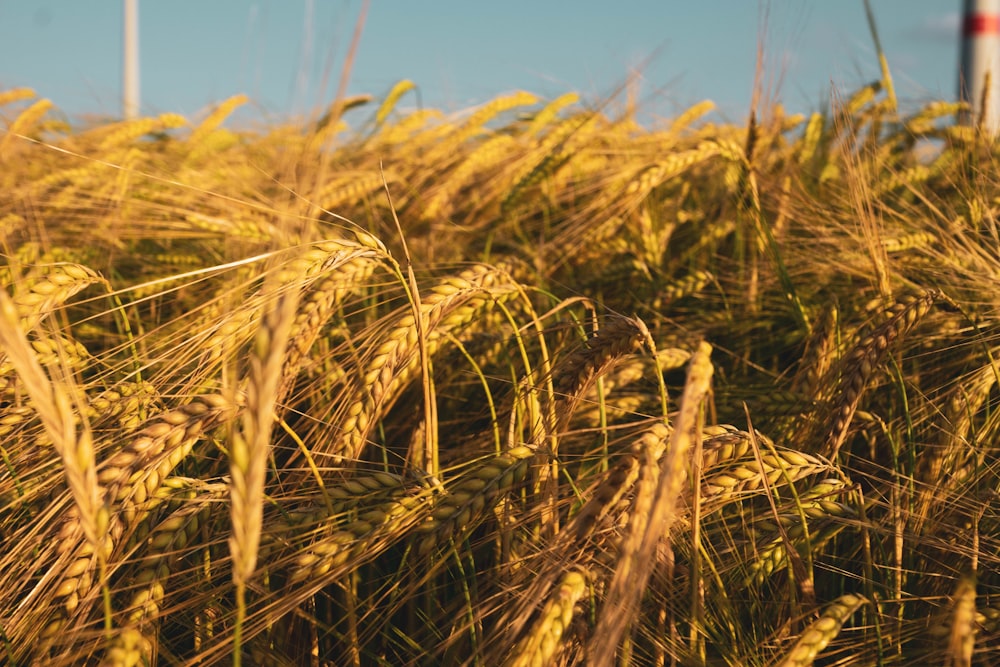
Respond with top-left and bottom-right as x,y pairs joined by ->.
0,1 -> 962,126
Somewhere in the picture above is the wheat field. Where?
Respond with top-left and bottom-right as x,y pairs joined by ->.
0,75 -> 999,666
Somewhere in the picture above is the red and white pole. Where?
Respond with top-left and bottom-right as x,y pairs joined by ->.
960,0 -> 1000,132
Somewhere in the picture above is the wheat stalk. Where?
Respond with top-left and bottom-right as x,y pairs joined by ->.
285,489 -> 433,586
702,445 -> 834,507
422,91 -> 538,167
525,92 -> 580,136
748,504 -> 854,587
624,142 -> 722,198
377,107 -> 443,145
670,100 -> 716,134
256,470 -> 411,561
283,444 -> 533,613
316,171 -> 399,211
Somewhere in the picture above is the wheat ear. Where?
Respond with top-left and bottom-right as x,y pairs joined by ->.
823,290 -> 938,458
945,575 -> 976,667
110,487 -> 221,665
588,341 -> 713,665
0,97 -> 53,157
0,289 -> 110,652
375,79 -> 416,126
285,443 -> 533,593
552,315 -> 644,424
230,287 -> 299,662
504,569 -> 590,667
190,94 -> 248,143
0,86 -> 37,108
0,288 -> 104,541
336,264 -> 517,464
41,394 -> 237,638
773,594 -> 867,667
8,262 -> 103,334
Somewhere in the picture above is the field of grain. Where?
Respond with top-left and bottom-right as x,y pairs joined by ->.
1,77 -> 998,666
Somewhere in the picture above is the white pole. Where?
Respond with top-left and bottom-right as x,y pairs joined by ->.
123,0 -> 140,119
960,0 -> 1000,133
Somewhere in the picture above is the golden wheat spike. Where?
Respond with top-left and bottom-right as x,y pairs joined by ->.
375,79 -> 416,126
625,142 -> 722,196
190,94 -> 249,143
377,107 -> 442,144
316,171 -> 397,211
421,91 -> 539,166
823,290 -> 939,458
552,316 -> 644,402
423,133 -> 517,220
844,81 -> 881,118
0,87 -> 37,108
670,99 -> 716,134
505,569 -> 589,667
98,112 -> 187,150
797,112 -> 825,164
230,288 -> 299,586
0,289 -> 105,553
0,97 -> 52,157
588,341 -> 713,664
905,100 -> 964,135
945,575 -> 976,667
774,594 -> 867,667
465,91 -> 539,129
336,265 -> 518,464
526,91 -> 580,136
